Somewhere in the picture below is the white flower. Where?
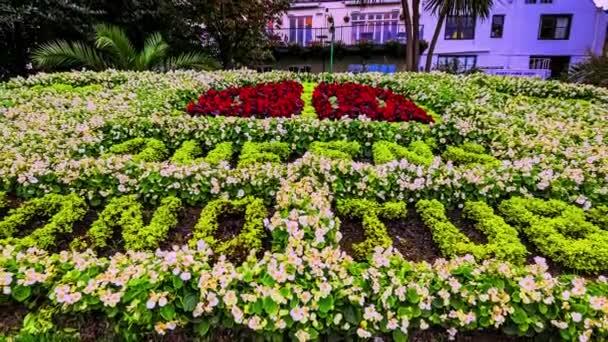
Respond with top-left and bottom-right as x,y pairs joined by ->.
571,312 -> 582,323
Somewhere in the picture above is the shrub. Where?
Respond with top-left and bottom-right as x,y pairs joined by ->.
416,199 -> 527,263
499,197 -> 608,272
190,197 -> 267,256
238,141 -> 290,167
372,140 -> 434,166
107,138 -> 169,163
309,141 -> 361,160
171,141 -> 234,166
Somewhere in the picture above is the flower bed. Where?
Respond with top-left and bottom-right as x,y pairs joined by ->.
186,80 -> 304,118
312,82 -> 434,123
1,70 -> 608,340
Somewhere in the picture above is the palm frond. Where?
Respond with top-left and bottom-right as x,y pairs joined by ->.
94,24 -> 137,69
161,52 -> 220,71
32,40 -> 107,70
568,55 -> 608,87
135,32 -> 169,71
425,0 -> 494,19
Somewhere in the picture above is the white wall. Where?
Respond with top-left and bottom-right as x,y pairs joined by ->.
283,0 -> 608,71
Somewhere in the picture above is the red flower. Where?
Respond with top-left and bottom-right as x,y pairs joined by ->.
312,82 -> 434,124
186,81 -> 304,118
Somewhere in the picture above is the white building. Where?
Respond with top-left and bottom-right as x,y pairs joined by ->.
278,0 -> 608,76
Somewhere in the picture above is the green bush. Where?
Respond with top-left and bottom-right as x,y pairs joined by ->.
442,143 -> 499,166
78,195 -> 181,250
336,199 -> 405,259
190,197 -> 267,256
416,199 -> 527,263
107,137 -> 169,163
309,141 -> 360,160
499,197 -> 608,272
372,140 -> 434,166
171,140 -> 234,166
0,194 -> 87,249
238,142 -> 290,167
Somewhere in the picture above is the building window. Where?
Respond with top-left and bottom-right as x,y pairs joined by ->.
526,0 -> 553,3
539,14 -> 572,40
289,16 -> 313,45
491,15 -> 505,38
525,0 -> 536,3
445,16 -> 475,40
437,55 -> 477,72
351,11 -> 401,44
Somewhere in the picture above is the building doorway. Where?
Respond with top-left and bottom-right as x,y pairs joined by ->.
529,55 -> 571,78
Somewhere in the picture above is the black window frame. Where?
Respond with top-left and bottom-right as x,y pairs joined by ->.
437,55 -> 478,72
490,14 -> 505,38
444,15 -> 476,40
538,14 -> 572,40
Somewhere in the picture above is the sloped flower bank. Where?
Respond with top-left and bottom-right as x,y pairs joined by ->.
1,70 -> 608,340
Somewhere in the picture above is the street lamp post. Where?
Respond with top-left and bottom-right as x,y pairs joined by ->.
329,20 -> 335,74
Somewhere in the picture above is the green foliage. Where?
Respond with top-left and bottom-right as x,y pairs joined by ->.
416,199 -> 527,263
499,197 -> 608,272
238,142 -> 289,167
80,195 -> 181,250
171,141 -> 233,166
442,143 -> 499,166
107,137 -> 168,163
0,194 -> 87,249
32,24 -> 217,72
336,199 -> 406,259
309,141 -> 361,160
587,205 -> 608,230
568,54 -> 608,88
372,140 -> 434,166
300,82 -> 317,119
190,197 -> 267,256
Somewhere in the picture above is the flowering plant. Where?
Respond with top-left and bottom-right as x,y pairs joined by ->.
312,82 -> 434,123
186,81 -> 304,118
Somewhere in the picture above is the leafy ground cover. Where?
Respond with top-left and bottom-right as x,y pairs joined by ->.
0,70 -> 608,341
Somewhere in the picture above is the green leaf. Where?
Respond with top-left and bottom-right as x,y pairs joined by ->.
392,329 -> 407,342
511,306 -> 528,325
194,320 -> 210,336
160,305 -> 176,320
183,293 -> 198,312
12,286 -> 31,302
407,288 -> 420,304
319,296 -> 334,313
264,297 -> 279,316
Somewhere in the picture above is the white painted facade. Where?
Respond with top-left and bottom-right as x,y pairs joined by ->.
280,0 -> 608,75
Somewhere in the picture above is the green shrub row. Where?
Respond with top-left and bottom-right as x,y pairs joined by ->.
300,82 -> 317,119
372,140 -> 434,166
0,193 -> 86,249
499,197 -> 608,272
74,195 -> 182,251
171,140 -> 234,166
191,197 -> 267,256
238,142 -> 290,167
416,199 -> 527,264
442,143 -> 500,166
106,137 -> 169,163
336,199 -> 406,259
309,141 -> 360,160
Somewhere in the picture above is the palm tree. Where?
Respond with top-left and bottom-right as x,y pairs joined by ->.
32,24 -> 218,72
568,53 -> 608,88
424,0 -> 494,72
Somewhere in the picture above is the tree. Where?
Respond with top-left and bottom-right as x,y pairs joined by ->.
33,24 -> 217,71
424,0 -> 494,72
0,0 -> 97,79
160,0 -> 291,69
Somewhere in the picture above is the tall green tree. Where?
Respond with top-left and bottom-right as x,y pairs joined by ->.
0,0 -> 97,79
424,0 -> 494,72
160,0 -> 291,69
32,24 -> 217,71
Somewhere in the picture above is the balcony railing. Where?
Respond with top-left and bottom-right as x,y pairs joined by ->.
269,24 -> 423,47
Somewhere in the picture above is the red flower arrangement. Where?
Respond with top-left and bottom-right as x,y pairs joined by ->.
312,82 -> 434,124
186,81 -> 304,118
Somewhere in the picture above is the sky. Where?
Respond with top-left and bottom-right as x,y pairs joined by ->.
595,0 -> 608,9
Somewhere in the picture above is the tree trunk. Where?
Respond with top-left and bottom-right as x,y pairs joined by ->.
400,0 -> 413,71
425,12 -> 446,72
411,0 -> 420,71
